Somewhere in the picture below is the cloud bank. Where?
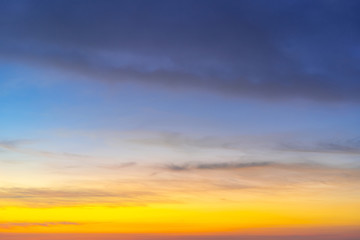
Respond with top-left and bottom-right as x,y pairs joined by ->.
1,0 -> 360,102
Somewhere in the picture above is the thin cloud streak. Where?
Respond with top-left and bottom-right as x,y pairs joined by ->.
0,222 -> 79,229
0,187 -> 159,206
165,161 -> 273,171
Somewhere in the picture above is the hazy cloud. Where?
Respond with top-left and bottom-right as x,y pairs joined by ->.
281,137 -> 360,155
98,162 -> 137,169
0,139 -> 31,150
0,138 -> 93,160
125,130 -> 281,152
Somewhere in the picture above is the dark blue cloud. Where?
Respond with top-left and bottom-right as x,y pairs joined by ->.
1,0 -> 360,102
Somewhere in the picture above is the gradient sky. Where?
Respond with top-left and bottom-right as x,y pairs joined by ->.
1,0 -> 360,240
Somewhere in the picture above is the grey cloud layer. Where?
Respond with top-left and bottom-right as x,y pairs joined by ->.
1,0 -> 360,102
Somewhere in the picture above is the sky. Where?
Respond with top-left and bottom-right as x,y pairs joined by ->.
0,0 -> 360,239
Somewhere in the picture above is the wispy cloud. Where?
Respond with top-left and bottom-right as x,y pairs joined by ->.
158,160 -> 360,193
0,187 -> 159,206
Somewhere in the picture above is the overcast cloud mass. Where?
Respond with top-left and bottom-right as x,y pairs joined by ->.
1,0 -> 360,101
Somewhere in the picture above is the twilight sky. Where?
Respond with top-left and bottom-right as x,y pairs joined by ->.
0,0 -> 360,240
